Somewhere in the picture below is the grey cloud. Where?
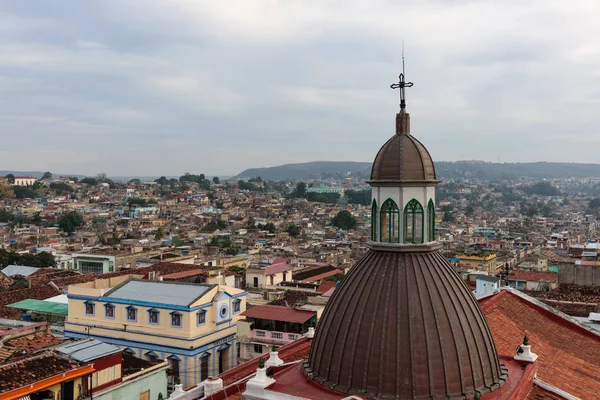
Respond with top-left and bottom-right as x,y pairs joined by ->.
0,0 -> 599,176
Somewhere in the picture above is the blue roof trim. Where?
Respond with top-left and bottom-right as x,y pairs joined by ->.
216,318 -> 232,326
64,330 -> 237,355
68,294 -> 217,312
65,321 -> 237,342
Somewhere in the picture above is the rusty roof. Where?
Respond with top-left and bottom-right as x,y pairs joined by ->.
305,249 -> 506,399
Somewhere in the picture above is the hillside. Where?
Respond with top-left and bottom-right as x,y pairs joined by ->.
234,161 -> 600,181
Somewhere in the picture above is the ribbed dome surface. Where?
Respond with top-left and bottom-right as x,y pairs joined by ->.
305,249 -> 507,399
370,133 -> 436,182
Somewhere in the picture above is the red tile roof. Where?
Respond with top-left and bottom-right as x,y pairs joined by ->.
0,351 -> 91,395
315,281 -> 336,294
5,331 -> 64,354
480,290 -> 600,399
264,262 -> 293,276
219,337 -> 312,386
241,305 -> 316,324
508,270 -> 558,283
161,269 -> 206,280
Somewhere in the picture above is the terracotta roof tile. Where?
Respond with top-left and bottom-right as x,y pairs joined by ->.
480,291 -> 600,399
0,351 -> 87,394
508,270 -> 558,282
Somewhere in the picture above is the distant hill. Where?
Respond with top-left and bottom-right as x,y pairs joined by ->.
233,162 -> 372,181
0,170 -> 86,179
234,161 -> 600,181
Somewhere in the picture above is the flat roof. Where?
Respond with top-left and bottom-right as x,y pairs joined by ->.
241,305 -> 315,323
105,279 -> 214,307
56,338 -> 121,362
1,265 -> 40,278
6,299 -> 68,315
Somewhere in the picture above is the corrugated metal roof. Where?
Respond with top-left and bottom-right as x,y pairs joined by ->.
1,265 -> 40,277
6,299 -> 68,315
56,339 -> 121,362
105,279 -> 213,306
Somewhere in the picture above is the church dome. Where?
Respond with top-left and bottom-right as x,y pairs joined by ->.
370,111 -> 437,182
304,247 -> 507,399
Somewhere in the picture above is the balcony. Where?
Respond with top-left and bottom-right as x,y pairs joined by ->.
251,329 -> 301,344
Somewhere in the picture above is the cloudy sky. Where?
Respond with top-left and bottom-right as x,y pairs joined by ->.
1,1 -> 599,177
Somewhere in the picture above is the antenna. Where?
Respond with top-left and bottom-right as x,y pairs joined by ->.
402,39 -> 405,77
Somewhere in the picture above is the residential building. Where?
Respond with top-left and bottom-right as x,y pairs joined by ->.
246,261 -> 292,289
65,276 -> 247,390
236,304 -> 316,362
0,350 -> 94,399
456,252 -> 498,274
56,338 -> 169,400
13,175 -> 37,186
507,270 -> 558,292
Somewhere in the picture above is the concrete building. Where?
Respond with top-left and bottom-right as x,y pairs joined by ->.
236,304 -> 316,362
245,261 -> 293,289
456,253 -> 498,274
65,276 -> 247,390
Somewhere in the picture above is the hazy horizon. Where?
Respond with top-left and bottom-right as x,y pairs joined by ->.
2,1 -> 599,176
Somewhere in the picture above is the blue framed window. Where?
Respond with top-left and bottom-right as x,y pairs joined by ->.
233,299 -> 241,314
84,301 -> 95,316
145,351 -> 159,363
104,303 -> 115,319
126,306 -> 137,322
197,310 -> 207,326
148,309 -> 160,325
123,347 -> 135,355
170,311 -> 182,328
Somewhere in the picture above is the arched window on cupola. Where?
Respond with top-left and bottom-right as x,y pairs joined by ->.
403,199 -> 424,244
371,199 -> 377,241
428,199 -> 435,242
380,199 -> 400,243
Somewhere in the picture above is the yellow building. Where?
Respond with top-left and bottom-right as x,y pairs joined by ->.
456,253 -> 497,274
65,276 -> 247,390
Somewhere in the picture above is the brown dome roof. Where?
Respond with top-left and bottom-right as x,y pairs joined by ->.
305,246 -> 507,399
370,111 -> 437,182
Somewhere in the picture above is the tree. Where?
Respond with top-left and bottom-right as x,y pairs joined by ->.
345,189 -> 370,205
80,177 -> 98,185
331,210 -> 357,230
213,176 -> 220,184
96,172 -> 108,182
443,212 -> 455,222
128,178 -> 141,185
154,176 -> 168,185
155,227 -> 165,240
589,198 -> 600,210
50,182 -> 74,195
0,181 -> 15,199
12,186 -> 37,199
69,176 -> 79,183
42,171 -> 52,179
293,182 -> 307,198
466,205 -> 475,216
5,174 -> 15,184
287,224 -> 300,237
59,211 -> 84,233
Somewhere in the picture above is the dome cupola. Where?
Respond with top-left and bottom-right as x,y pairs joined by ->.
304,68 -> 507,399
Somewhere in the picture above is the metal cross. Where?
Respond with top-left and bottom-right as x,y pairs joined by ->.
390,72 -> 413,109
